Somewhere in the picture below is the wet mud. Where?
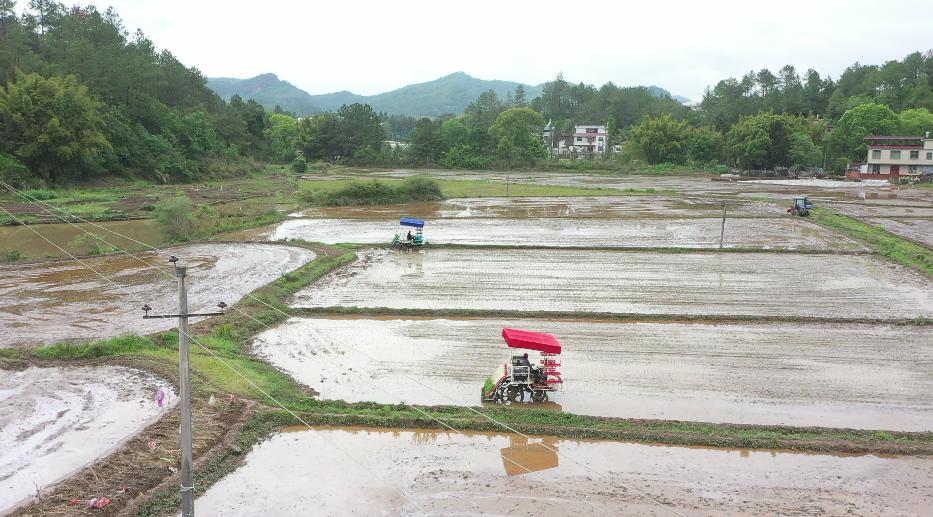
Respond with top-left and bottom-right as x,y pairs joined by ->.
255,317 -> 933,430
0,366 -> 174,512
864,218 -> 933,248
0,243 -> 316,347
192,425 -> 933,516
291,248 -> 932,320
0,219 -> 165,259
269,216 -> 863,250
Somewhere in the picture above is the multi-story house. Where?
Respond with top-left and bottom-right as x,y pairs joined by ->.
543,123 -> 610,156
855,134 -> 933,179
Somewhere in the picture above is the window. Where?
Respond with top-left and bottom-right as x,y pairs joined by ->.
597,137 -> 604,141
871,149 -> 881,159
908,166 -> 917,174
910,150 -> 919,159
890,150 -> 901,159
871,164 -> 881,173
597,146 -> 604,152
927,152 -> 932,160
586,127 -> 598,133
575,137 -> 582,142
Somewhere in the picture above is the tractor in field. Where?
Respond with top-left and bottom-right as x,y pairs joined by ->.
391,217 -> 426,249
482,328 -> 563,404
787,195 -> 814,216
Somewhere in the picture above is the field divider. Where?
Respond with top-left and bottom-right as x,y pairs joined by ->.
319,242 -> 878,255
293,307 -> 932,326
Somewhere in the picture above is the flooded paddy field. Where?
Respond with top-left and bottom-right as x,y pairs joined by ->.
256,317 -> 933,430
0,243 -> 316,347
0,219 -> 165,259
268,216 -> 861,250
292,249 -> 932,320
0,366 -> 173,512
193,425 -> 933,516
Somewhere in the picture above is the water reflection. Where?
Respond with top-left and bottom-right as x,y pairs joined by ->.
500,435 -> 559,476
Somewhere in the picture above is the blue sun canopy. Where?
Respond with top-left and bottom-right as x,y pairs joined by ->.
399,217 -> 425,228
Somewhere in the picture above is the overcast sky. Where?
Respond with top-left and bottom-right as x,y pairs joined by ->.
79,0 -> 931,101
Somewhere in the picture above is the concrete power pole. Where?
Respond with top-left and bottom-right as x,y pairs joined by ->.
142,257 -> 226,517
176,265 -> 195,517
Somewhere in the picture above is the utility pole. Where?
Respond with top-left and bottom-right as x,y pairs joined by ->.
142,257 -> 226,517
506,171 -> 510,198
719,201 -> 727,249
176,264 -> 194,517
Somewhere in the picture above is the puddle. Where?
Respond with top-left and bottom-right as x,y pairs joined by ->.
292,248 -> 932,320
269,217 -> 863,250
0,219 -> 165,259
0,243 -> 316,347
0,366 -> 174,512
255,318 -> 933,430
192,425 -> 933,516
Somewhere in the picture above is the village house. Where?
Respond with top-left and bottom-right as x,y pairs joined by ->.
850,133 -> 933,180
543,121 -> 610,156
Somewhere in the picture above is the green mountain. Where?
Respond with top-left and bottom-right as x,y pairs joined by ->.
208,74 -> 321,115
207,72 -> 690,117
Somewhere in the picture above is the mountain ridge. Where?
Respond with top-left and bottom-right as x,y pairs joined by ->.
206,72 -> 690,117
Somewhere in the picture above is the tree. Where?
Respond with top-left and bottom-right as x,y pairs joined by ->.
0,72 -> 110,182
726,113 -> 797,170
628,114 -> 691,164
828,102 -> 898,161
686,126 -> 724,164
897,108 -> 933,136
336,103 -> 384,157
488,107 -> 545,166
514,85 -> 527,107
263,112 -> 299,162
788,132 -> 822,169
409,118 -> 444,164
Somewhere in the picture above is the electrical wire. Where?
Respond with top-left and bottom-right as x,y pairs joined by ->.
2,180 -> 689,516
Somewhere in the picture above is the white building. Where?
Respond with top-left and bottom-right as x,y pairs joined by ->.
571,125 -> 608,154
859,134 -> 933,178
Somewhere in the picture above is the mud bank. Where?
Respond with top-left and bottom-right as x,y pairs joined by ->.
269,217 -> 861,250
193,425 -> 933,516
0,366 -> 174,513
865,218 -> 933,247
255,317 -> 933,430
0,243 -> 316,347
0,219 -> 164,259
291,196 -> 780,219
292,249 -> 932,320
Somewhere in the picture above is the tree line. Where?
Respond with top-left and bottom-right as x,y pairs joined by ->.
2,0 -> 931,185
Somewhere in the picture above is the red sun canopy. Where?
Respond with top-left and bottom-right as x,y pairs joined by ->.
501,328 -> 562,355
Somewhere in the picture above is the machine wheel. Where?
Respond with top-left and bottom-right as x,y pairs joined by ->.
506,386 -> 521,403
532,390 -> 547,403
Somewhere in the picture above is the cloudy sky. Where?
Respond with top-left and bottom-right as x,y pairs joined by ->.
81,0 -> 930,101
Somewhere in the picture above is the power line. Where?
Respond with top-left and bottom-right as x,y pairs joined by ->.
0,187 -> 604,515
2,181 -> 689,516
0,203 -> 416,511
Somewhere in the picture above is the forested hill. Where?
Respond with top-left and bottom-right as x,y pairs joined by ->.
0,2 -> 271,185
208,71 -> 692,118
209,72 -> 544,117
208,74 -> 321,116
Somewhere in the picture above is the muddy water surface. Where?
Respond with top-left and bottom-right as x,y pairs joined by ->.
269,217 -> 862,250
0,366 -> 174,512
0,219 -> 165,259
255,317 -> 933,430
292,249 -> 932,319
0,243 -> 315,347
193,425 -> 933,516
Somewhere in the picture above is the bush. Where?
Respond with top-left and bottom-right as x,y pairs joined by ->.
154,194 -> 194,241
4,250 -> 21,263
308,177 -> 445,206
291,156 -> 307,174
21,189 -> 59,200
